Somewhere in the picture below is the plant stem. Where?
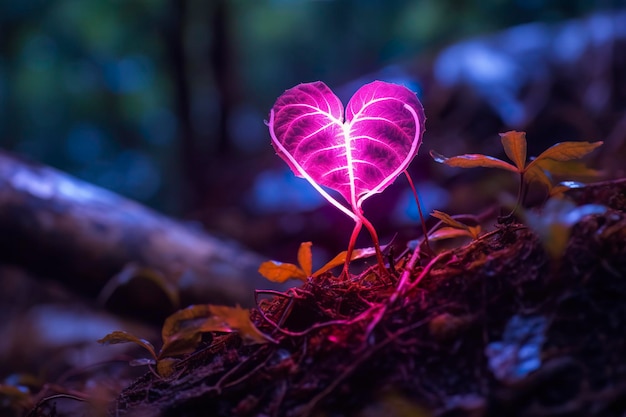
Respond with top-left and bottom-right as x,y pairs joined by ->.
502,171 -> 526,221
360,214 -> 385,270
403,170 -> 432,255
342,219 -> 363,278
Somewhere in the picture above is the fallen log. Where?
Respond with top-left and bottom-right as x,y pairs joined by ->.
0,150 -> 277,320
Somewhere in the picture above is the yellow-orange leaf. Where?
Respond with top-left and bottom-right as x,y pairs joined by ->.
430,150 -> 518,173
160,332 -> 202,358
549,185 -> 571,197
430,210 -> 470,231
156,357 -> 179,379
97,330 -> 157,359
500,131 -> 527,170
530,141 -> 603,164
312,247 -> 378,277
429,227 -> 474,241
162,304 -> 212,341
297,241 -> 313,276
161,304 -> 214,357
258,261 -> 307,283
533,159 -> 602,179
524,165 -> 553,191
161,304 -> 270,357
468,225 -> 481,240
208,305 -> 271,344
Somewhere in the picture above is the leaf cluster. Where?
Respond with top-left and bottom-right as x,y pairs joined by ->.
431,131 -> 602,196
258,241 -> 380,283
429,210 -> 482,241
98,304 -> 271,378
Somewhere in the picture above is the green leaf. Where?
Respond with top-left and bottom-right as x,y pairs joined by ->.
430,150 -> 518,173
500,131 -> 527,170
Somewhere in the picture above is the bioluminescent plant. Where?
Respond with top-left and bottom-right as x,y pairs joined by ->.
268,80 -> 425,276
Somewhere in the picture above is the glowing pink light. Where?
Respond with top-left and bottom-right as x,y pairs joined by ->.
268,80 -> 425,274
269,80 -> 425,217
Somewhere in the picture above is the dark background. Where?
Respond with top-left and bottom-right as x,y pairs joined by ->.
1,0 -> 624,262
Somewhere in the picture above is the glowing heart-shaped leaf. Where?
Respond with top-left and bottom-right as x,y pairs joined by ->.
268,81 -> 425,276
269,80 -> 425,215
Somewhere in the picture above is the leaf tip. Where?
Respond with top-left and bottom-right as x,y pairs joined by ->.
429,150 -> 448,163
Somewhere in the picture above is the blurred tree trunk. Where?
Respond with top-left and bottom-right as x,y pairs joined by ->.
165,0 -> 204,210
211,0 -> 236,156
0,151 -> 279,322
164,0 -> 238,212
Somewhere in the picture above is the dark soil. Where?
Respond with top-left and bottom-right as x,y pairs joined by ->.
104,179 -> 626,417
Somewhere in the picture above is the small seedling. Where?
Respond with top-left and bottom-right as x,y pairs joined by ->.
429,210 -> 481,241
268,81 -> 425,276
258,241 -> 384,283
98,304 -> 271,378
431,131 -> 602,217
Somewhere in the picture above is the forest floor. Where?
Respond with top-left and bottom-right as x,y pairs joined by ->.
92,179 -> 626,417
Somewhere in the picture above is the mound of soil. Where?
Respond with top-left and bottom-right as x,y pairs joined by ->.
109,179 -> 626,417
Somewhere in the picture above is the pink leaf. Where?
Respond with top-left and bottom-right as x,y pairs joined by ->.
268,81 -> 425,214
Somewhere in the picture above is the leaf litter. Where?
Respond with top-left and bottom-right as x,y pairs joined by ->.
107,180 -> 626,417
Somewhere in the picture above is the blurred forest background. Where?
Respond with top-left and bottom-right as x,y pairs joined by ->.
1,0 -> 625,261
